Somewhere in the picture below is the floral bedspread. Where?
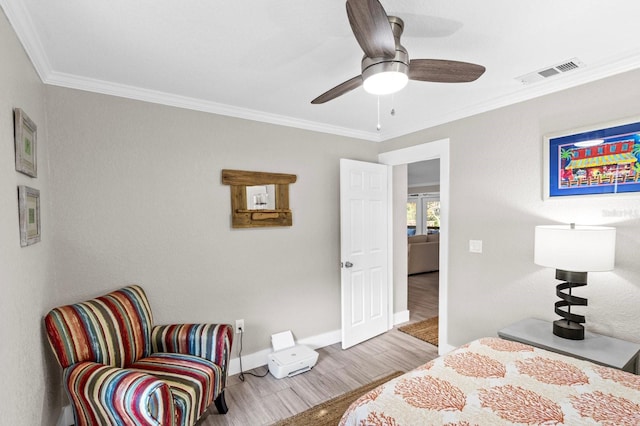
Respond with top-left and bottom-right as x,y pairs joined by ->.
339,337 -> 640,425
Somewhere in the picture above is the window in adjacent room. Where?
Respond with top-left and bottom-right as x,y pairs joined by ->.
407,199 -> 417,236
407,192 -> 440,235
424,198 -> 441,231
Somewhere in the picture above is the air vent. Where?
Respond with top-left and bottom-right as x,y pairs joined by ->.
556,61 -> 580,72
517,58 -> 585,85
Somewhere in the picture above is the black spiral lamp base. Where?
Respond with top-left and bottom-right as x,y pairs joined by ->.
553,269 -> 588,340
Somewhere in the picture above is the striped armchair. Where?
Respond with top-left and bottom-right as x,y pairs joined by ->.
44,285 -> 233,426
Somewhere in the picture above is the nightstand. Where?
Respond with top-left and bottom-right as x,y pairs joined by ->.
498,318 -> 640,374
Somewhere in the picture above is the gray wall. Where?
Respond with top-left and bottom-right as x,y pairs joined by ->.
4,9 -> 379,421
0,10 -> 60,426
45,86 -> 378,357
382,69 -> 640,347
392,164 -> 408,315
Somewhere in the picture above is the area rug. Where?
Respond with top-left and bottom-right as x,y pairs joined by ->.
398,316 -> 438,346
272,371 -> 404,426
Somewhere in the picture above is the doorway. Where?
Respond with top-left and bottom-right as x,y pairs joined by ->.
407,159 -> 440,324
378,138 -> 452,354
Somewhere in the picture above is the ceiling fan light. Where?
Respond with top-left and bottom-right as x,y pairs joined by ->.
363,71 -> 408,95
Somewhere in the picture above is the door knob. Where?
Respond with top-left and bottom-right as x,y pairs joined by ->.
343,261 -> 354,268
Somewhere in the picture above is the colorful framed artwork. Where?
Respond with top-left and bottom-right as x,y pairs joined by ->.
18,186 -> 41,247
543,118 -> 640,199
14,108 -> 37,177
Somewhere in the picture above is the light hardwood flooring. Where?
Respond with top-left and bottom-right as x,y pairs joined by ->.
201,272 -> 439,426
406,271 -> 439,323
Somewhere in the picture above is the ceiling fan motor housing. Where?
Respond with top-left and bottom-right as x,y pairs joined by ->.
361,48 -> 409,78
361,16 -> 409,83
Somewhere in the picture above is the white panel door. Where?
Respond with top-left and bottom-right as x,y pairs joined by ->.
340,159 -> 390,349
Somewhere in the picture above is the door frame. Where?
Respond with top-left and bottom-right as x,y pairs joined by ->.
378,138 -> 453,355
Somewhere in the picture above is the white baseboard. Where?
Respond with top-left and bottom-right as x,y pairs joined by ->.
297,328 -> 342,350
227,315 -> 422,377
439,342 -> 456,355
228,328 -> 342,376
393,310 -> 457,356
393,310 -> 410,325
392,310 -> 454,355
57,405 -> 73,426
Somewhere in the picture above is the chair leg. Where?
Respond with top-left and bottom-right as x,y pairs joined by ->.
214,391 -> 229,414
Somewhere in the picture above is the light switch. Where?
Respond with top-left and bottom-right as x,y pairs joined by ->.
469,240 -> 483,253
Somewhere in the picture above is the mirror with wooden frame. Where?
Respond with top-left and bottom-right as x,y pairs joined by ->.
221,169 -> 297,228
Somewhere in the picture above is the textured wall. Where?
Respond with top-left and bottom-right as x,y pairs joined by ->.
0,9 -> 61,426
45,86 -> 378,358
392,164 -> 408,315
382,68 -> 640,347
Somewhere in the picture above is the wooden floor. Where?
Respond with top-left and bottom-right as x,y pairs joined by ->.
201,272 -> 439,426
405,271 -> 439,323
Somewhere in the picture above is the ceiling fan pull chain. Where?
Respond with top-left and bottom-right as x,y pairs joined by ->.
391,94 -> 396,116
376,96 -> 381,131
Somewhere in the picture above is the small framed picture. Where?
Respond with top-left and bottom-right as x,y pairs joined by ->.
14,108 -> 37,177
18,186 -> 41,247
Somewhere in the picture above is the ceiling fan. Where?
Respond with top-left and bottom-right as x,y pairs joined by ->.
311,0 -> 486,104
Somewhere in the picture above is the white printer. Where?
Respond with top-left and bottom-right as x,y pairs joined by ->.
267,330 -> 319,379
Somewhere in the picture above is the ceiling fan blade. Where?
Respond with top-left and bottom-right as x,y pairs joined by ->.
346,0 -> 395,59
409,59 -> 486,83
311,75 -> 363,104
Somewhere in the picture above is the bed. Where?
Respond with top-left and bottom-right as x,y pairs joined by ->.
340,337 -> 640,425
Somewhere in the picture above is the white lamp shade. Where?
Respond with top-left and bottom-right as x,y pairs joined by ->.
534,225 -> 616,272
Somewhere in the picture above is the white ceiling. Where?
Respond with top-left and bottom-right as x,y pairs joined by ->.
408,159 -> 440,188
3,0 -> 640,142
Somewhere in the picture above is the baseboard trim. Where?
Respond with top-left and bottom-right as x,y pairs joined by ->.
392,310 -> 454,354
228,328 -> 342,376
227,314 -> 419,376
228,347 -> 271,376
57,405 -> 73,426
439,342 -> 456,355
393,310 -> 410,325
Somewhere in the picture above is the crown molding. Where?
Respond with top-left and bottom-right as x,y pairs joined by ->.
1,0 -> 53,81
4,0 -> 640,143
381,52 -> 640,141
45,71 -> 382,142
48,53 -> 638,143
1,0 -> 381,142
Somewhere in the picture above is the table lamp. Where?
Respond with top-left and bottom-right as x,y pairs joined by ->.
534,224 -> 616,340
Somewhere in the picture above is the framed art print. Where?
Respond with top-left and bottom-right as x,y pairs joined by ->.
543,118 -> 640,199
14,108 -> 37,177
18,186 -> 41,247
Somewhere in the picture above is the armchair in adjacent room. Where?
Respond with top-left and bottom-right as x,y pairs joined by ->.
44,285 -> 233,426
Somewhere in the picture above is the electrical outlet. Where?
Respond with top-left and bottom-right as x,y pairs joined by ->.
235,319 -> 244,334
